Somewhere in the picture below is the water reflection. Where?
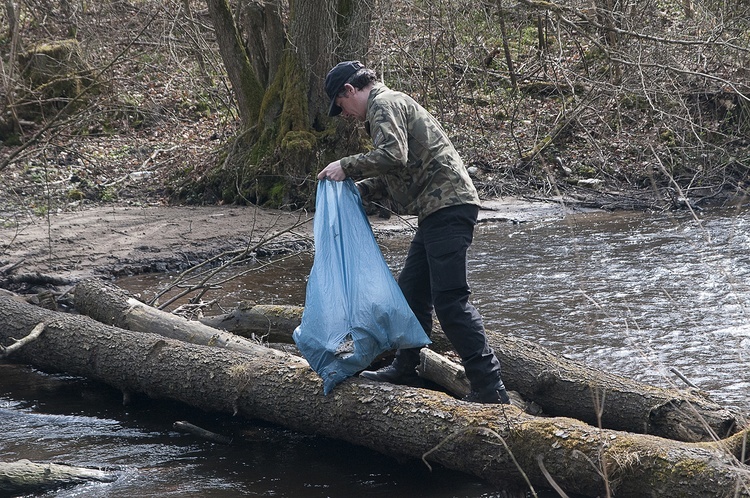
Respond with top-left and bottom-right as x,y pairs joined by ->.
0,364 -> 500,497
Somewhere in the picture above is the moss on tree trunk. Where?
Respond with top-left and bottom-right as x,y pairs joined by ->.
175,0 -> 372,210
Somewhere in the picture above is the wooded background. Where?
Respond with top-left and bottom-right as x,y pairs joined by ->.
1,0 -> 749,214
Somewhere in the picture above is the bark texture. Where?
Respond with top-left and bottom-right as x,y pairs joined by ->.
73,278 -> 740,442
288,0 -> 338,124
198,302 -> 304,342
486,330 -> 740,442
205,0 -> 264,126
2,295 -> 748,497
237,0 -> 284,89
74,278 -> 290,361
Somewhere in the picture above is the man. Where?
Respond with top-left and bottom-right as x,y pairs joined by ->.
317,61 -> 509,404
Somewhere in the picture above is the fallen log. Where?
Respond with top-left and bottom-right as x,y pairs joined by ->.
1,296 -> 748,497
486,330 -> 741,442
73,278 -> 294,362
173,421 -> 233,445
0,459 -> 118,495
194,296 -> 453,351
3,272 -> 73,287
198,301 -> 305,343
74,278 -> 741,442
417,348 -> 538,413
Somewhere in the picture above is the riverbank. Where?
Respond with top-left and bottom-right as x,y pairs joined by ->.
0,196 -> 589,293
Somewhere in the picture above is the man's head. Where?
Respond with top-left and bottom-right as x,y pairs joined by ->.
325,61 -> 377,119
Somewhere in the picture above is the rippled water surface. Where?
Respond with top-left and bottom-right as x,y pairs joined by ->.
2,205 -> 749,497
0,364 -> 498,497
468,208 -> 750,411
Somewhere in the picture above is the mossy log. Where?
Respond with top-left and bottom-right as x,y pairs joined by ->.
73,278 -> 741,442
485,330 -> 741,443
0,459 -> 117,495
17,39 -> 97,116
1,295 -> 749,496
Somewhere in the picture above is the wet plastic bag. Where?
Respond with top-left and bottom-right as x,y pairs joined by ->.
293,179 -> 431,394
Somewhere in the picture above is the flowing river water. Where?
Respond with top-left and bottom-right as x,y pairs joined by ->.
2,206 -> 749,497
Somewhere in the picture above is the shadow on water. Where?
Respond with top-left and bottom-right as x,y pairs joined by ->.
0,362 -> 524,497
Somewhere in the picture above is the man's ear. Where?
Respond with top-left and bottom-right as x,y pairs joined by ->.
341,83 -> 354,96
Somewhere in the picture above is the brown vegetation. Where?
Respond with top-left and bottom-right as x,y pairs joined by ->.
1,0 -> 749,222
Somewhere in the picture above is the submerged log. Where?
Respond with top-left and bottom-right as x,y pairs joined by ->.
0,459 -> 118,494
173,421 -> 233,445
198,301 -> 304,342
74,278 -> 741,442
1,296 -> 749,497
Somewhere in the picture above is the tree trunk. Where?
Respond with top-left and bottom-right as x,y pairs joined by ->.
204,0 -> 264,127
288,0 -> 336,125
194,0 -> 373,208
331,0 -> 373,69
496,0 -> 518,91
72,278 -> 741,443
1,296 -> 748,496
198,303 -> 304,341
486,329 -> 740,443
236,0 -> 284,89
0,459 -> 117,495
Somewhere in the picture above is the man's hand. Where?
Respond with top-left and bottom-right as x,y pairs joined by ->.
317,160 -> 346,181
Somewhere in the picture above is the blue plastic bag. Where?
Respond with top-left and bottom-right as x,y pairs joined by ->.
293,179 -> 431,394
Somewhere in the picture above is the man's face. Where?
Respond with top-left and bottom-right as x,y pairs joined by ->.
335,84 -> 366,121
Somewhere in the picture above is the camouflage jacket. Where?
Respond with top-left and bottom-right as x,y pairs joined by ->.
339,83 -> 480,223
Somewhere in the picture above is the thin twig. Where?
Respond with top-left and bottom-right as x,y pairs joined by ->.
151,213 -> 312,309
670,367 -> 698,389
536,455 -> 569,498
0,322 -> 45,358
421,424 -> 538,497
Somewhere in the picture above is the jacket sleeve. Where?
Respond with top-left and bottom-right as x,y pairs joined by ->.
356,177 -> 387,202
340,100 -> 408,179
